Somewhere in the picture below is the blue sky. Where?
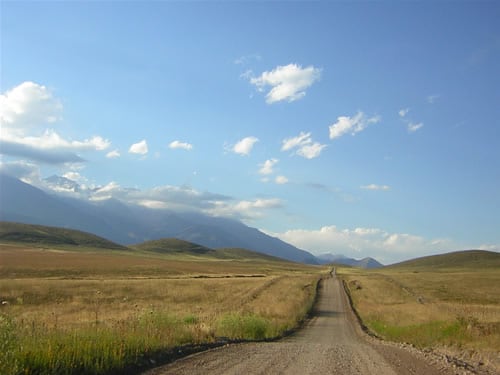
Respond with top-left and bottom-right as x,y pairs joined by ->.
1,2 -> 499,263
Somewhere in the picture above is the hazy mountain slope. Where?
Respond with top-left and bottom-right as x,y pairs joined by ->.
0,174 -> 318,264
0,174 -> 123,240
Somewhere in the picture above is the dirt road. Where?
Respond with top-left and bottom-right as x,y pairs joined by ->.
144,275 -> 468,375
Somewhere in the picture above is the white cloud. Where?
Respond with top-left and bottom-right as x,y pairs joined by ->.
129,140 -> 148,155
232,136 -> 259,156
398,108 -> 410,117
268,225 -> 456,264
360,184 -> 391,191
0,82 -> 111,164
106,149 -> 120,158
281,131 -> 326,159
275,175 -> 289,184
0,81 -> 62,130
249,63 -> 321,104
208,198 -> 283,220
408,122 -> 423,133
5,130 -> 110,151
296,142 -> 326,159
259,158 -> 278,175
169,140 -> 193,151
62,171 -> 83,182
329,111 -> 381,140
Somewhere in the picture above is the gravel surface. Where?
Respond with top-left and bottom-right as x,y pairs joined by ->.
143,275 -> 492,375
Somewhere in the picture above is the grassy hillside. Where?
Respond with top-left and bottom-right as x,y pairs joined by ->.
387,249 -> 500,269
0,221 -> 127,250
132,238 -> 215,256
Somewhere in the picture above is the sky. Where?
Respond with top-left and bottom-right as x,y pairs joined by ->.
1,1 -> 499,264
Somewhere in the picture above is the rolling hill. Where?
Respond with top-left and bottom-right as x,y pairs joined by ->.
131,238 -> 215,256
0,221 -> 302,265
0,221 -> 128,250
386,249 -> 500,269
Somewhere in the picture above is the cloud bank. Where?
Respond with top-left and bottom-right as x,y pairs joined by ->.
268,225 -> 458,264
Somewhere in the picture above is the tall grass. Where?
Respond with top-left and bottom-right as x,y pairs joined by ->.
4,311 -> 199,375
340,266 -> 500,358
0,273 -> 322,374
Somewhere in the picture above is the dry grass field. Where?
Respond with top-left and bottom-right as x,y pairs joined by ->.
0,242 -> 326,374
339,251 -> 500,371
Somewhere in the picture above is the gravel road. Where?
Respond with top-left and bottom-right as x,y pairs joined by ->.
144,275 -> 479,375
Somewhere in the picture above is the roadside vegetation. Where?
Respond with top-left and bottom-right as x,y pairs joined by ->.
0,235 -> 324,374
339,250 -> 500,371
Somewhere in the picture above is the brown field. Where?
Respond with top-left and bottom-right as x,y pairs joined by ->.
0,243 -> 326,374
339,264 -> 500,371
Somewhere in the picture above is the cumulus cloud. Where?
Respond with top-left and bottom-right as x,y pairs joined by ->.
0,82 -> 111,164
360,184 -> 391,191
281,132 -> 326,159
249,63 -> 321,104
258,158 -> 278,175
329,111 -> 381,140
106,149 -> 120,158
169,140 -> 193,151
129,140 -> 148,155
0,81 -> 62,129
232,136 -> 259,156
268,225 -> 456,264
407,122 -> 424,133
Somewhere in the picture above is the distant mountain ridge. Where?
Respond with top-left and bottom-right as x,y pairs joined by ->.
316,253 -> 383,269
0,174 -> 318,264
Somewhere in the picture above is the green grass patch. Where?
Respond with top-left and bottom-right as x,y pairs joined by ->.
216,313 -> 276,340
368,319 -> 464,348
1,311 -> 200,375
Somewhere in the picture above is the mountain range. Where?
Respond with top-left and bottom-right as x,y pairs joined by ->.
0,173 -> 319,264
0,173 -> 382,267
316,253 -> 383,268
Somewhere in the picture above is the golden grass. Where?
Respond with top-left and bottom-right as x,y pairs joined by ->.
0,243 -> 326,374
339,266 -> 500,368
